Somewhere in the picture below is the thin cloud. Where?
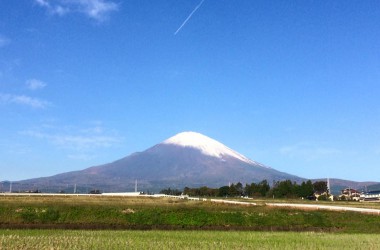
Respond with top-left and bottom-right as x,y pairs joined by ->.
53,134 -> 118,150
78,0 -> 119,20
0,93 -> 49,108
26,79 -> 47,90
0,35 -> 11,48
35,0 -> 118,21
35,0 -> 49,7
174,0 -> 205,35
22,124 -> 121,152
280,143 -> 341,161
35,0 -> 68,16
67,153 -> 96,161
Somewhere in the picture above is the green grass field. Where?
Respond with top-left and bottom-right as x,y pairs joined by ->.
1,196 -> 380,249
1,230 -> 380,249
0,196 -> 380,233
1,195 -> 380,233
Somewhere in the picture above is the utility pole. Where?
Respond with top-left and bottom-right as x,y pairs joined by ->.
327,178 -> 330,194
135,179 -> 138,192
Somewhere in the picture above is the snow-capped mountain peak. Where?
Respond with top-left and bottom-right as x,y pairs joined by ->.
162,131 -> 263,166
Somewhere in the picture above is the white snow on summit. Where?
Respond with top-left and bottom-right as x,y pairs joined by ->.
162,131 -> 266,167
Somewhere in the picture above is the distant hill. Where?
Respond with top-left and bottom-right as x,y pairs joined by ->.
312,178 -> 379,194
366,183 -> 380,192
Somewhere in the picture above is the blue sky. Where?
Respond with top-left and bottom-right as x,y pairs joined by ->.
1,0 -> 379,182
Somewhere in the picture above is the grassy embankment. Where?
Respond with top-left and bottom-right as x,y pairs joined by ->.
1,195 -> 380,233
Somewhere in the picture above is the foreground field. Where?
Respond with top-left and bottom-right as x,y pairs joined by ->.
1,195 -> 380,233
1,230 -> 380,249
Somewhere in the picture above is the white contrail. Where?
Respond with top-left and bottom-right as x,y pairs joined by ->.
174,0 -> 205,35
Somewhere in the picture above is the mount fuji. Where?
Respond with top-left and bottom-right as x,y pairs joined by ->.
15,132 -> 304,192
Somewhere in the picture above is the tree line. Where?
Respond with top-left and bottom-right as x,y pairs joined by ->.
160,180 -> 328,199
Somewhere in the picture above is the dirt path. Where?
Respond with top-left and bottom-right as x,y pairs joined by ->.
266,203 -> 380,215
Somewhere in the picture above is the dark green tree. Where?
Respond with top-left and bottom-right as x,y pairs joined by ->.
271,180 -> 297,198
245,180 -> 270,197
228,184 -> 239,197
313,181 -> 328,194
159,188 -> 182,195
297,180 -> 314,198
218,186 -> 230,197
258,180 -> 270,196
